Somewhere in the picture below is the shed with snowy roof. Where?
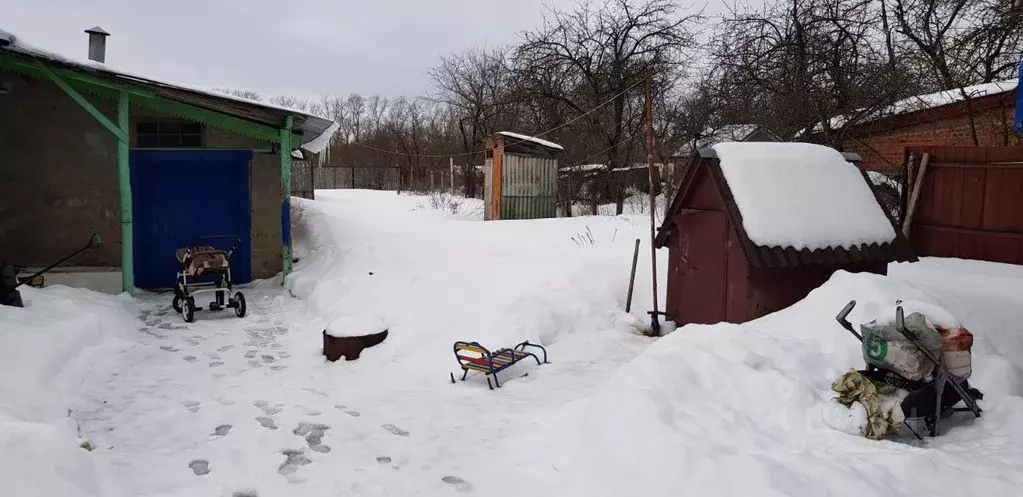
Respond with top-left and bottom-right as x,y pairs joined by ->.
654,142 -> 916,327
484,131 -> 562,220
0,28 -> 338,292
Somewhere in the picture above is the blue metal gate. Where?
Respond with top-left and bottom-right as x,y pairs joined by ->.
130,150 -> 252,289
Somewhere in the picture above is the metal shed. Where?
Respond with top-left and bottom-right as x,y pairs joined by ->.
483,131 -> 562,220
654,145 -> 917,327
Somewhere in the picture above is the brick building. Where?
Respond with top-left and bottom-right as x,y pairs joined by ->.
840,81 -> 1020,172
0,28 -> 337,292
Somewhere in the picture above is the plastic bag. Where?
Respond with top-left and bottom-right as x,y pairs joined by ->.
861,312 -> 942,381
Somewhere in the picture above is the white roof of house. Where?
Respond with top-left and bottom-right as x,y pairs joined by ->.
498,131 -> 564,151
712,142 -> 897,251
811,80 -> 1017,134
0,29 -> 339,153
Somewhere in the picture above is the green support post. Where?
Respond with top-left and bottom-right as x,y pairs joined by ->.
118,91 -> 134,293
280,117 -> 293,280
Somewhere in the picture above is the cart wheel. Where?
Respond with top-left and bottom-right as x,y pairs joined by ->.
233,292 -> 246,318
183,297 -> 196,323
172,295 -> 183,313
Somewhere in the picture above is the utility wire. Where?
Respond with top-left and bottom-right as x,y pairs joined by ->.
347,80 -> 645,159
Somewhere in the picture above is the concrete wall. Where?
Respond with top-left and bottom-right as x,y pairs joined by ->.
0,70 -> 283,279
843,101 -> 1023,172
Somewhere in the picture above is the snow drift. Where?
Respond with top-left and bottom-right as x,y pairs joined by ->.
555,268 -> 1023,497
0,285 -> 134,497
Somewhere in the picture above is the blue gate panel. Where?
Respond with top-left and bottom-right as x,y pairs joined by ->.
130,150 -> 253,289
1016,64 -> 1023,135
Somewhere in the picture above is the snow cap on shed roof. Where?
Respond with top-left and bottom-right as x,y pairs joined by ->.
497,131 -> 564,151
712,142 -> 897,251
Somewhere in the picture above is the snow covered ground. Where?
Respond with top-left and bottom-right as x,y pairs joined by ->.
6,189 -> 1023,497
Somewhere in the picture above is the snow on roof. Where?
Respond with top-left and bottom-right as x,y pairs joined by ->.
712,142 -> 897,251
0,29 -> 339,154
498,131 -> 564,151
810,80 -> 1017,134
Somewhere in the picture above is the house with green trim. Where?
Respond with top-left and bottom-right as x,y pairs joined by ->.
0,28 -> 338,293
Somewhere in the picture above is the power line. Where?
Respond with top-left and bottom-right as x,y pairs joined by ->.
347,79 -> 646,159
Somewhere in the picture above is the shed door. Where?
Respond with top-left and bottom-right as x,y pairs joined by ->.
672,210 -> 728,325
131,150 -> 252,289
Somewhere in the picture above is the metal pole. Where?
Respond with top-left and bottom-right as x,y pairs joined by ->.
645,75 -> 661,335
117,90 -> 134,293
625,238 -> 641,313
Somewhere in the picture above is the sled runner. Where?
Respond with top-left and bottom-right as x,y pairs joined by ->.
172,235 -> 247,323
450,340 -> 548,390
836,300 -> 982,437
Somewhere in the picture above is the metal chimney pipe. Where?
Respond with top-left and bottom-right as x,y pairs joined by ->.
84,26 -> 109,63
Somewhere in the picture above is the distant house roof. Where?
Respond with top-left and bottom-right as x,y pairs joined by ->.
0,29 -> 339,153
674,123 -> 780,158
809,80 -> 1017,136
656,142 -> 915,267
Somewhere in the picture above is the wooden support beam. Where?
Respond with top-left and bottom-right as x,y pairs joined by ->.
117,91 -> 135,293
35,61 -> 128,142
280,117 -> 294,280
902,153 -> 931,239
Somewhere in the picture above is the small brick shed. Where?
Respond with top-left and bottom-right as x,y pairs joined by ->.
839,80 -> 1021,172
654,143 -> 916,327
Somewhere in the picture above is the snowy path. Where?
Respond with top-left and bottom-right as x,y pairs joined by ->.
74,191 -> 658,497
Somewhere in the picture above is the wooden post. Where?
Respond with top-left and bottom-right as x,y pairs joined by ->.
645,75 -> 661,334
902,152 -> 931,238
450,157 -> 455,194
625,238 -> 641,313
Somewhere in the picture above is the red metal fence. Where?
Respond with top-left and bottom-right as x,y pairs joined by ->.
904,146 -> 1023,264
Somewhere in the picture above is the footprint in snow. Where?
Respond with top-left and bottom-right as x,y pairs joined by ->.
184,401 -> 200,413
187,339 -> 201,346
381,424 -> 409,437
244,350 -> 259,359
183,355 -> 198,363
261,355 -> 275,363
206,352 -> 221,360
441,476 -> 473,492
160,345 -> 179,352
248,360 -> 264,368
270,343 -> 283,349
277,449 -> 312,477
254,401 -> 283,415
376,456 -> 391,464
300,406 -> 321,416
303,388 -> 328,397
213,424 -> 232,436
232,490 -> 258,497
209,361 -> 224,368
145,319 -> 162,327
217,345 -> 234,352
270,365 -> 288,371
346,410 -> 361,418
255,417 -> 278,430
189,459 -> 210,475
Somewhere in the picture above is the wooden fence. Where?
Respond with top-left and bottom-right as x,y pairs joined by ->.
291,161 -> 315,199
314,166 -> 401,191
904,146 -> 1023,264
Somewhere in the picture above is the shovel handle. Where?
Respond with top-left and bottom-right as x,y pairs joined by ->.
836,300 -> 862,341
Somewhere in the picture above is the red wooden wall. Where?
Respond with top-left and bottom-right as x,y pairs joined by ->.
906,146 -> 1023,264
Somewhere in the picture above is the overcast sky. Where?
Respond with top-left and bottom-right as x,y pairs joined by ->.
6,0 -> 726,99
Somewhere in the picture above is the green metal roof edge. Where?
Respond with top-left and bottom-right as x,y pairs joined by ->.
1,53 -> 302,146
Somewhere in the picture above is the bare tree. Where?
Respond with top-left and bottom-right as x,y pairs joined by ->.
515,0 -> 701,214
892,0 -> 1023,144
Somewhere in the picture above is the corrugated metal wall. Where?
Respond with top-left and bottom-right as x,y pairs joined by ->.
483,159 -> 494,220
500,154 -> 557,220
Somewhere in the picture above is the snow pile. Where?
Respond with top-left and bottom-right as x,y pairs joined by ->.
553,267 -> 1023,497
288,190 -> 663,375
325,314 -> 388,338
0,285 -> 134,497
713,142 -> 897,250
